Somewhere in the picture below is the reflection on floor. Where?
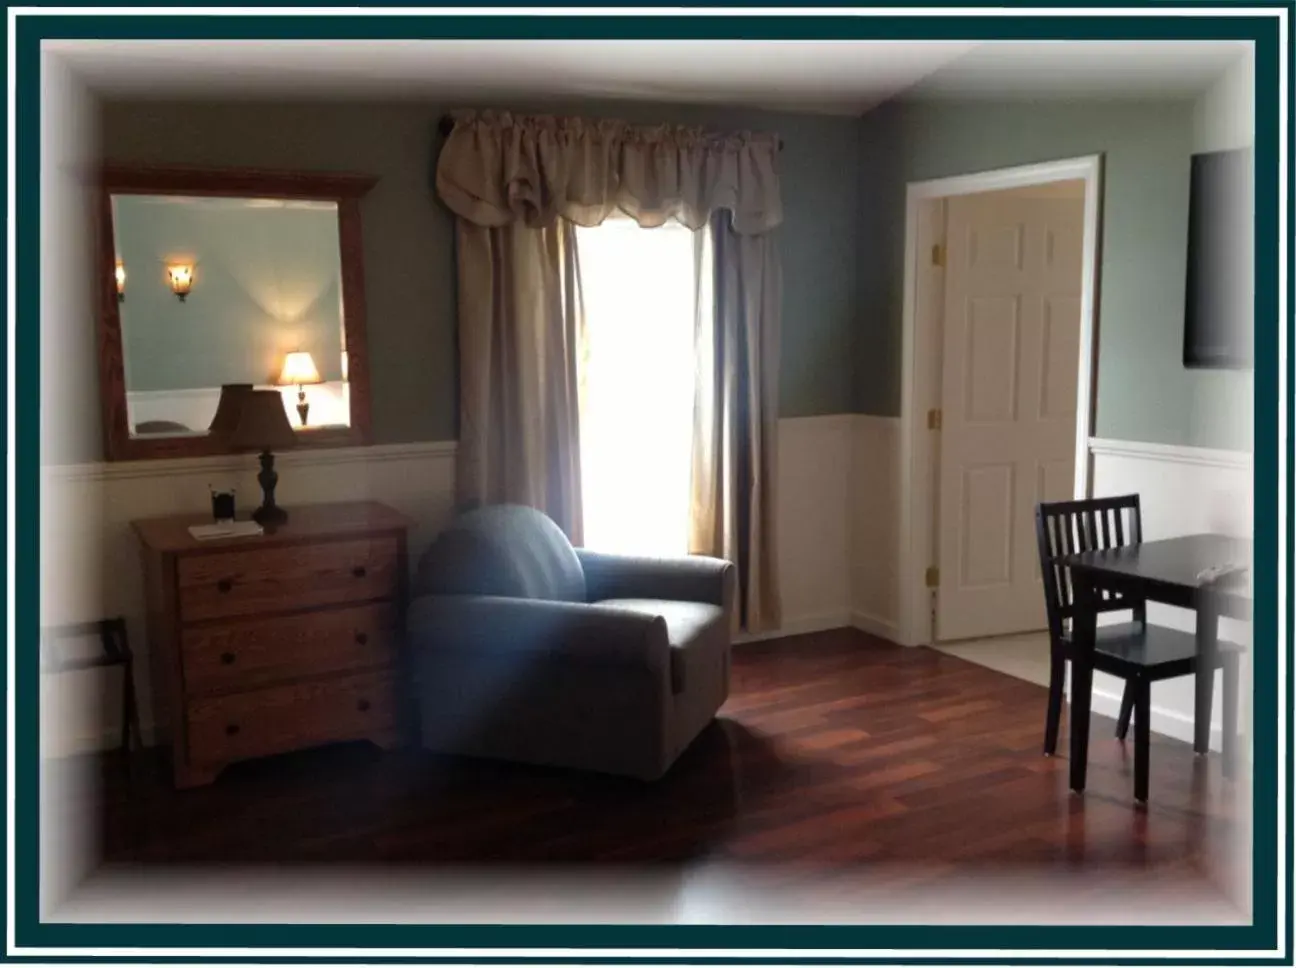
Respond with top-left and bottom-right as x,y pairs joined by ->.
48,629 -> 1247,925
932,631 -> 1053,687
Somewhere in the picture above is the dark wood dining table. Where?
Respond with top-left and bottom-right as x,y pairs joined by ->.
1063,533 -> 1252,793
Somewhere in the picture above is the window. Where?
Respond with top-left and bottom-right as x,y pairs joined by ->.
575,218 -> 702,556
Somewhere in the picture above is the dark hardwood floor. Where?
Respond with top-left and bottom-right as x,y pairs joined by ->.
57,629 -> 1248,921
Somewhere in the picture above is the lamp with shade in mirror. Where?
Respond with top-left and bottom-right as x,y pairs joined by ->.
98,166 -> 377,461
211,387 -> 298,528
278,351 -> 323,427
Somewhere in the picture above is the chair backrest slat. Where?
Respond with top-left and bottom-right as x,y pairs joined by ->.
1054,514 -> 1073,610
1034,495 -> 1144,642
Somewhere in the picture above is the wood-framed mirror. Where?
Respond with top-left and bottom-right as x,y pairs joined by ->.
97,164 -> 378,461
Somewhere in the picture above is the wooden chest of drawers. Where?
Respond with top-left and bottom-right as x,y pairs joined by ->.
133,501 -> 414,788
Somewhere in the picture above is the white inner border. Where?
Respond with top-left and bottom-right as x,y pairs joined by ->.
11,5 -> 1289,960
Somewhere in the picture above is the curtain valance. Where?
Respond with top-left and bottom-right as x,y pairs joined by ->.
435,110 -> 783,235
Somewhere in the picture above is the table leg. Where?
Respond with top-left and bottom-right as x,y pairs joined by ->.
1195,598 -> 1220,755
1069,576 -> 1098,794
1222,653 -> 1239,778
1133,677 -> 1151,803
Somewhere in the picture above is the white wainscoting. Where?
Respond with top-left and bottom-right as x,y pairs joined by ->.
748,413 -> 906,644
1087,436 -> 1253,750
43,415 -> 877,752
41,441 -> 458,756
755,415 -> 854,640
835,425 -> 1253,749
849,415 -> 903,642
52,424 -> 1245,754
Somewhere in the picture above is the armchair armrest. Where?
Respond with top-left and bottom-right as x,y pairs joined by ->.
406,594 -> 670,675
576,550 -> 735,613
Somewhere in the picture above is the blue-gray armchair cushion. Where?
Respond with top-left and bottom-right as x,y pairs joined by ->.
413,504 -> 586,603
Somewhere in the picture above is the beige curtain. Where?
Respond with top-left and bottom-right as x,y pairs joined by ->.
437,110 -> 782,233
438,110 -> 783,625
453,220 -> 585,542
690,213 -> 782,633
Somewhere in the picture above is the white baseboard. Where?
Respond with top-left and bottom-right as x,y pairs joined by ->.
1089,686 -> 1222,752
735,610 -> 851,644
734,606 -> 905,646
850,610 -> 901,645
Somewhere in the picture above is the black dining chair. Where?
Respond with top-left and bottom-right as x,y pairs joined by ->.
1035,495 -> 1240,801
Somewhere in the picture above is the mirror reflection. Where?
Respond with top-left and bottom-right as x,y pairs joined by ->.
112,194 -> 350,439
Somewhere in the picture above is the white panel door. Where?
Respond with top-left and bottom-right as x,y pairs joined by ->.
936,187 -> 1085,642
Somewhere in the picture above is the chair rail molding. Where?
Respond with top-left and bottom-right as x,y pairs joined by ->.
43,440 -> 458,484
1087,436 -> 1252,470
1084,431 -> 1253,751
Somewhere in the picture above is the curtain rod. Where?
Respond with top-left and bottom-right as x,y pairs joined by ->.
437,115 -> 784,152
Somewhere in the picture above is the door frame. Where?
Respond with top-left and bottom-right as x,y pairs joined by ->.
896,154 -> 1104,647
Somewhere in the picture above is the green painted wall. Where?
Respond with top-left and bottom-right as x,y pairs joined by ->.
853,97 -> 1246,451
99,99 -> 861,456
95,94 -> 1248,460
114,195 -> 345,392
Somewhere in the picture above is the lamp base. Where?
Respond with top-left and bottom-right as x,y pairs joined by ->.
296,386 -> 310,427
253,503 -> 288,528
253,450 -> 288,529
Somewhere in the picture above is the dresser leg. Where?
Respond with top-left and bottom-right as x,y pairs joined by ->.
174,762 -> 222,789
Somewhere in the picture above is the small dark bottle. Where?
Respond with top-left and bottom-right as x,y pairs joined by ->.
210,486 -> 236,523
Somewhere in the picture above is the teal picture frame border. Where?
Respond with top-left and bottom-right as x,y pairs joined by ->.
8,4 -> 1289,960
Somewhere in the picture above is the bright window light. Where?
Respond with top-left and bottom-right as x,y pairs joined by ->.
575,218 -> 701,556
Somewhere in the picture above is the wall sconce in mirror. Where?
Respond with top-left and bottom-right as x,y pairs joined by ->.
166,263 -> 194,301
277,350 -> 322,427
99,163 -> 379,462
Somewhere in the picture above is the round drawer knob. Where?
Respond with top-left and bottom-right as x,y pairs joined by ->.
225,723 -> 240,736
220,652 -> 236,665
356,699 -> 371,713
352,565 -> 367,578
354,631 -> 368,645
217,579 -> 233,593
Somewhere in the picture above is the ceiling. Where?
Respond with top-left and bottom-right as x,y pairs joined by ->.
48,39 -> 1251,116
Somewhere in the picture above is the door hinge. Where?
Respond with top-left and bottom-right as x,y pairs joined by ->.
927,408 -> 943,431
925,566 -> 940,588
930,243 -> 945,267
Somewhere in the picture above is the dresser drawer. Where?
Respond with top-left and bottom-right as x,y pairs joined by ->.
177,537 -> 400,621
181,603 -> 398,695
186,669 -> 397,766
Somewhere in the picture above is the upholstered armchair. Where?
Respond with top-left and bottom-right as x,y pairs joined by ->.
406,504 -> 735,781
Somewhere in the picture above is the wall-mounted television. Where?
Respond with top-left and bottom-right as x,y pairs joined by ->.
1183,147 -> 1253,369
